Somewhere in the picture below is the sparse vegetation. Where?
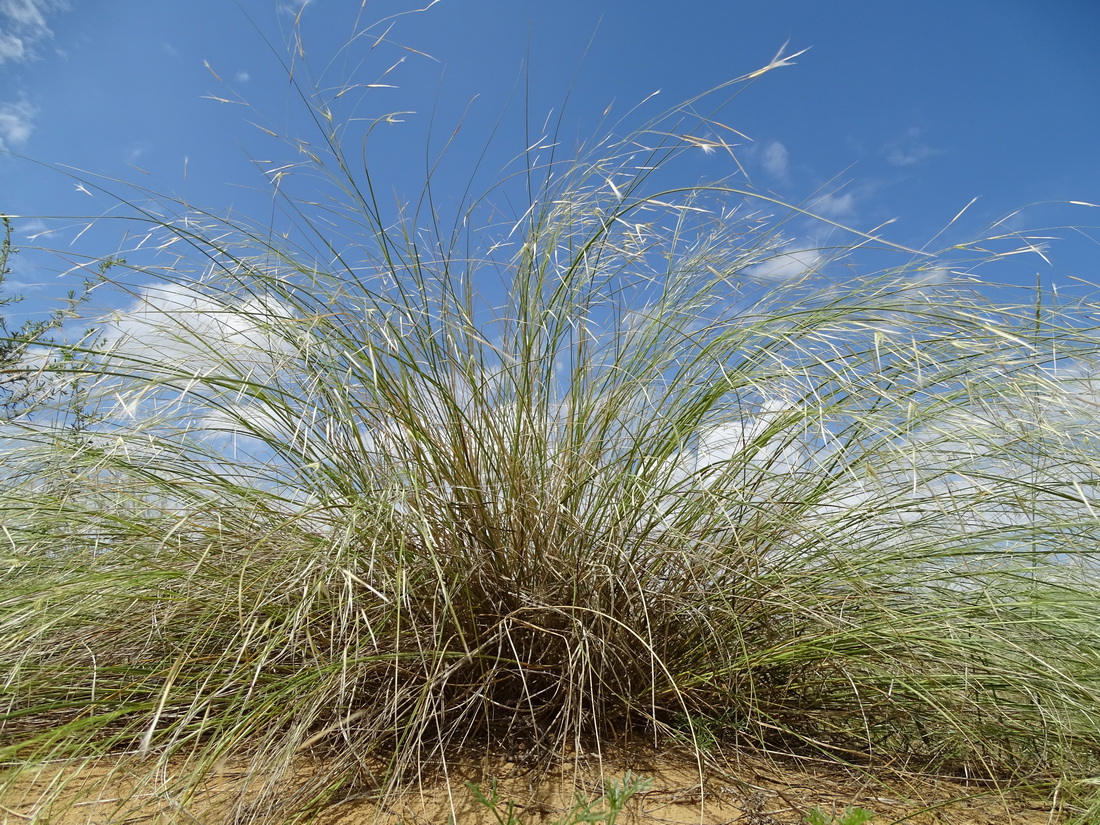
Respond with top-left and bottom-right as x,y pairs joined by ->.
1,10 -> 1099,825
1,215 -> 57,417
467,773 -> 651,825
0,215 -> 100,420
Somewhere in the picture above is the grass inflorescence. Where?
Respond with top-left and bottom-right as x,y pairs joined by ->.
2,13 -> 1100,825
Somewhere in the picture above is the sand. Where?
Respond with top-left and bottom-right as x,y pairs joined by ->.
1,749 -> 1068,824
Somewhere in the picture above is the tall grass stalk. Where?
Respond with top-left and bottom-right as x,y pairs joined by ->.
2,25 -> 1100,825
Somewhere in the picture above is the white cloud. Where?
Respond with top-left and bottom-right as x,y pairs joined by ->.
884,127 -> 941,167
742,244 -> 822,281
93,283 -> 302,428
761,140 -> 790,180
16,217 -> 47,238
0,1 -> 70,150
0,31 -> 25,61
809,191 -> 856,219
910,266 -> 952,286
277,0 -> 311,15
235,70 -> 250,83
101,283 -> 297,379
0,99 -> 35,148
2,0 -> 49,27
692,399 -> 806,474
0,0 -> 69,64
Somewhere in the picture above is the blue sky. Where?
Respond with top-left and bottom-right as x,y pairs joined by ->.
1,0 -> 1098,325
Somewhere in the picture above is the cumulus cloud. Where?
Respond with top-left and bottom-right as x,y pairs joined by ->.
884,127 -> 941,167
85,283 -> 307,439
0,0 -> 70,64
0,98 -> 34,148
101,283 -> 296,377
97,284 -> 297,415
691,399 -> 807,474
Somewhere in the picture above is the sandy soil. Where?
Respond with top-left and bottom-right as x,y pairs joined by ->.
1,749 -> 1068,824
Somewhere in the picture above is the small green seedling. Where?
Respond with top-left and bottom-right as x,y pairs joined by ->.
467,772 -> 653,825
804,805 -> 876,825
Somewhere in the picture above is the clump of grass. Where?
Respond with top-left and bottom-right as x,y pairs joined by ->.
2,13 -> 1100,825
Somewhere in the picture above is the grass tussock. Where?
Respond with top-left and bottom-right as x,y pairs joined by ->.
2,19 -> 1100,825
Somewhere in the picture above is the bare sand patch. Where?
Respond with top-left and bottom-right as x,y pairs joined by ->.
1,749 -> 1066,824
